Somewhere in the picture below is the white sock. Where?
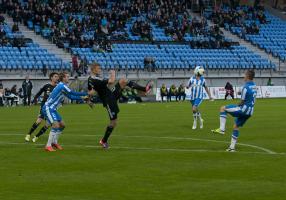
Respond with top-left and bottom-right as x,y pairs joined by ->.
219,112 -> 227,132
53,131 -> 62,144
197,112 -> 203,123
193,113 -> 197,125
230,137 -> 237,149
46,130 -> 57,147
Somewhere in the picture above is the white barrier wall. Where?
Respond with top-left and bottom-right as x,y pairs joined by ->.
156,86 -> 286,101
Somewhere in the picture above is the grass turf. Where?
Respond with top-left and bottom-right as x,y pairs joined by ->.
0,99 -> 286,200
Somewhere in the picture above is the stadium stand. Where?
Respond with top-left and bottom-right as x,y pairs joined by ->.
210,5 -> 286,62
0,14 -> 70,72
0,0 -> 282,72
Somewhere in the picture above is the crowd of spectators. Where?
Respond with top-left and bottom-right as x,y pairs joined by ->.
211,4 -> 267,36
1,0 -> 230,49
0,13 -> 26,48
131,19 -> 152,41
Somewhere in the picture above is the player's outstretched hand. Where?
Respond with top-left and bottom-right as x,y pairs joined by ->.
88,89 -> 96,96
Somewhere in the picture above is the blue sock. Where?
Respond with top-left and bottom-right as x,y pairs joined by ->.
232,130 -> 239,139
220,111 -> 227,118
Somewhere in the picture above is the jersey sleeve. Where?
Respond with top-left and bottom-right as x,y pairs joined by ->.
62,84 -> 87,97
187,77 -> 193,87
241,87 -> 248,100
33,85 -> 45,101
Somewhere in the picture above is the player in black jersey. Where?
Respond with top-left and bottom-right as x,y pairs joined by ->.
88,63 -> 153,149
25,72 -> 59,142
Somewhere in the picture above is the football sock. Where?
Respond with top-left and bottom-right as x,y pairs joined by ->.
193,112 -> 197,124
197,112 -> 203,122
35,126 -> 49,137
28,122 -> 39,135
53,127 -> 65,144
102,126 -> 114,142
219,112 -> 227,132
47,128 -> 57,147
127,81 -> 146,92
230,130 -> 239,149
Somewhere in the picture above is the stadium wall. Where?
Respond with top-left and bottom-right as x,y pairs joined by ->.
1,77 -> 286,97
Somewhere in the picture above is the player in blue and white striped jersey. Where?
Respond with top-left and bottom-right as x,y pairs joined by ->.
187,66 -> 213,130
212,70 -> 257,152
42,72 -> 89,152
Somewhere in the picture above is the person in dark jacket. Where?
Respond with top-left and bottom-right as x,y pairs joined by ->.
0,80 -> 4,106
22,76 -> 33,105
225,82 -> 234,100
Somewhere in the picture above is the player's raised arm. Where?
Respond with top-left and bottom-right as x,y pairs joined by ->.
108,70 -> 116,85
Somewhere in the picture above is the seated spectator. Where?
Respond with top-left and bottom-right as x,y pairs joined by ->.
168,84 -> 178,102
177,84 -> 186,101
160,84 -> 168,102
12,23 -> 19,33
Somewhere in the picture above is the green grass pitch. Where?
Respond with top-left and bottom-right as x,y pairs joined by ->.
0,99 -> 286,200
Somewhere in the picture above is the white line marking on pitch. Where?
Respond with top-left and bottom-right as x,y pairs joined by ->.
0,141 -> 280,155
0,133 -> 277,154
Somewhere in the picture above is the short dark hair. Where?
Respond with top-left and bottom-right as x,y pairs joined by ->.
246,69 -> 255,80
59,72 -> 69,81
49,72 -> 58,80
89,62 -> 101,70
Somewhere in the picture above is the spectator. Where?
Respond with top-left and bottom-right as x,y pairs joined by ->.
225,82 -> 234,100
177,84 -> 186,101
42,64 -> 48,77
22,76 -> 33,106
160,84 -> 168,102
12,23 -> 19,33
10,85 -> 19,106
168,84 -> 178,102
72,55 -> 81,76
0,80 -> 3,106
267,78 -> 274,86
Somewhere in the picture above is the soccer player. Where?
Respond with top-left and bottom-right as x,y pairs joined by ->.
211,70 -> 257,152
25,72 -> 59,142
42,72 -> 89,152
187,66 -> 213,130
88,62 -> 153,149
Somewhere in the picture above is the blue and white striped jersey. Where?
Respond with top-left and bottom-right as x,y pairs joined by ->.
45,82 -> 87,110
188,76 -> 206,100
240,81 -> 257,115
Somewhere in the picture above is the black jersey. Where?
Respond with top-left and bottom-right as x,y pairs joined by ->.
88,76 -> 116,105
33,83 -> 56,106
